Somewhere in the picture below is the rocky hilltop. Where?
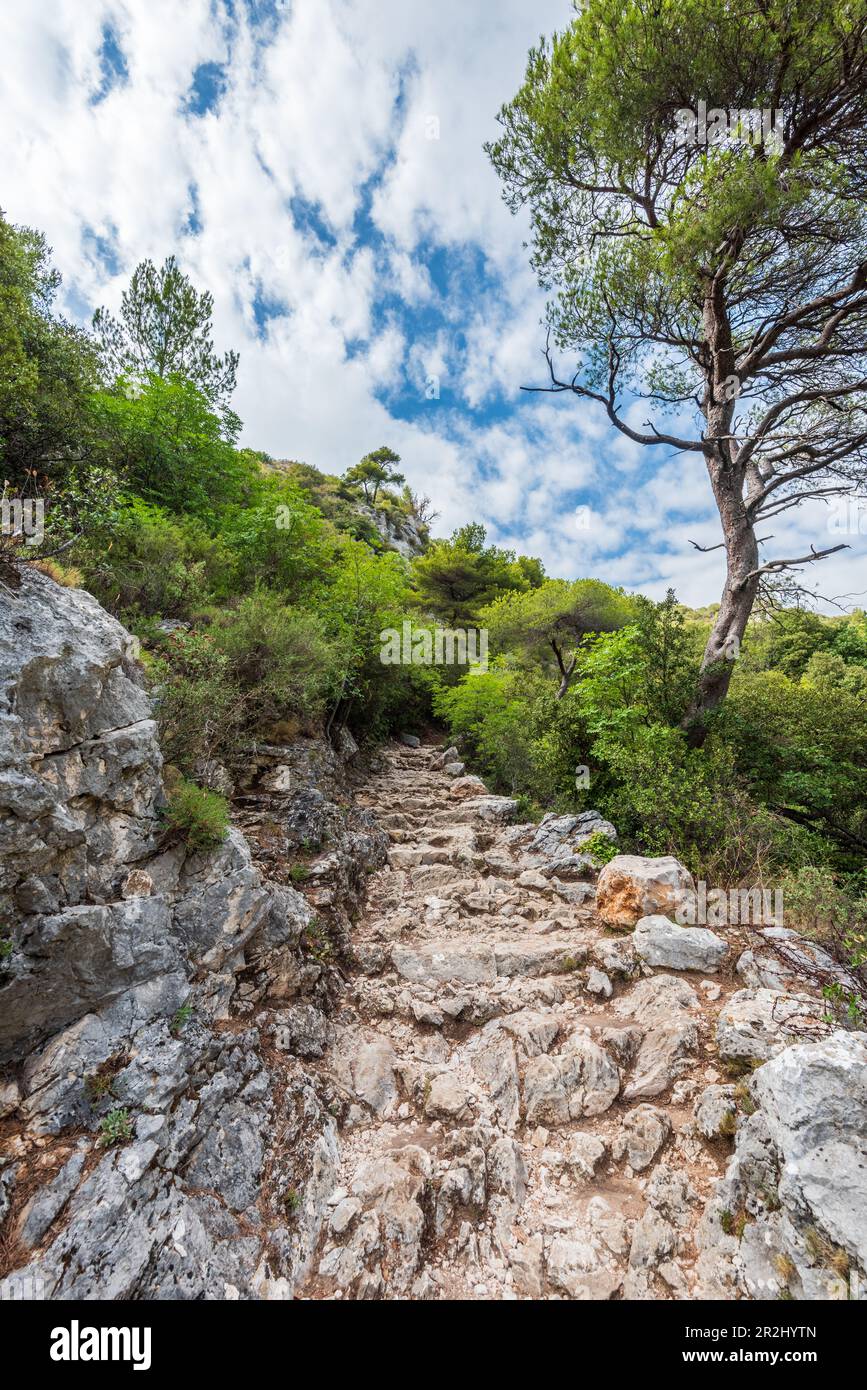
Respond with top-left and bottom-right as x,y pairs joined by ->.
1,571 -> 865,1300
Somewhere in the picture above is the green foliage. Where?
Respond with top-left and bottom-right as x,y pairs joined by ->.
98,1108 -> 133,1147
274,460 -> 384,546
162,778 -> 230,852
171,1004 -> 194,1035
580,830 -> 618,866
433,669 -> 546,797
93,374 -> 246,524
723,668 -> 867,867
780,865 -> 867,1019
217,475 -> 335,599
413,523 -> 541,625
150,631 -> 243,774
74,497 -> 221,619
209,589 -> 346,731
481,578 -> 634,690
0,211 -> 108,542
93,254 -> 239,410
433,589 -> 840,882
343,446 -> 405,504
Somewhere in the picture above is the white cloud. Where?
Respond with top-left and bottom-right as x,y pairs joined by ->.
1,0 -> 864,610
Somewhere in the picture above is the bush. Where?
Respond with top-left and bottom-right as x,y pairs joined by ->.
433,669 -> 545,797
74,498 -> 221,619
162,778 -> 230,851
150,630 -> 243,774
210,589 -> 346,730
779,865 -> 867,1025
581,830 -> 618,865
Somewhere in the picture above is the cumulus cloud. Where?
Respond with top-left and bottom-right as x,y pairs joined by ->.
1,0 -> 863,606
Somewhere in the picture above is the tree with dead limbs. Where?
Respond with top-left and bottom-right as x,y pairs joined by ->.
488,0 -> 867,743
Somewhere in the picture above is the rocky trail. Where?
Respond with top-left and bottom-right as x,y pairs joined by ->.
1,572 -> 864,1303
294,740 -> 810,1301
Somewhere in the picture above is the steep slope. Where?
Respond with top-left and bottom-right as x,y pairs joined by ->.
1,574 -> 864,1302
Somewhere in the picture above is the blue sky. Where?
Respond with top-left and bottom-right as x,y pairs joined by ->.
1,0 -> 863,605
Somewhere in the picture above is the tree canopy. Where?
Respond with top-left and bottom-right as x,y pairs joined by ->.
481,577 -> 634,696
343,446 -> 405,504
94,255 -> 239,410
488,0 -> 867,740
413,523 -> 543,625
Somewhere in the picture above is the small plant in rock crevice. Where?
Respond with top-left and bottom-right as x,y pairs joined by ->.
720,1207 -> 749,1240
0,914 -> 13,965
171,1004 -> 194,1036
162,777 -> 230,852
579,830 -> 618,866
84,1072 -> 115,1104
302,917 -> 333,964
734,1082 -> 757,1115
98,1108 -> 133,1147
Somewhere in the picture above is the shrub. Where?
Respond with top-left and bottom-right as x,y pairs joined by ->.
581,830 -> 618,866
98,1108 -> 133,1147
150,630 -> 243,774
171,1004 -> 194,1035
433,669 -> 546,798
780,865 -> 867,1022
210,589 -> 345,730
162,778 -> 230,852
74,498 -> 220,619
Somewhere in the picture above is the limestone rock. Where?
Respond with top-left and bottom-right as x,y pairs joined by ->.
716,988 -> 827,1064
615,975 -> 700,1099
633,914 -> 729,973
425,1072 -> 470,1120
753,1031 -> 867,1273
585,968 -> 613,998
613,1105 -> 672,1171
694,1084 -> 738,1140
736,926 -> 848,993
546,1237 -> 621,1299
522,1029 -> 620,1124
449,775 -> 489,800
597,855 -> 694,928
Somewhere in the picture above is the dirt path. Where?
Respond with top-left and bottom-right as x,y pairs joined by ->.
300,741 -> 741,1300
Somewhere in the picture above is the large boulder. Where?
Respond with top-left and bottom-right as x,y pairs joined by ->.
525,810 -> 617,878
596,855 -> 694,927
753,1032 -> 867,1274
633,914 -> 729,973
716,988 -> 828,1065
0,571 -> 347,1298
696,1032 -> 867,1300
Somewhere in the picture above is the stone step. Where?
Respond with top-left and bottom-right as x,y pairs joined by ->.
389,937 -> 590,986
